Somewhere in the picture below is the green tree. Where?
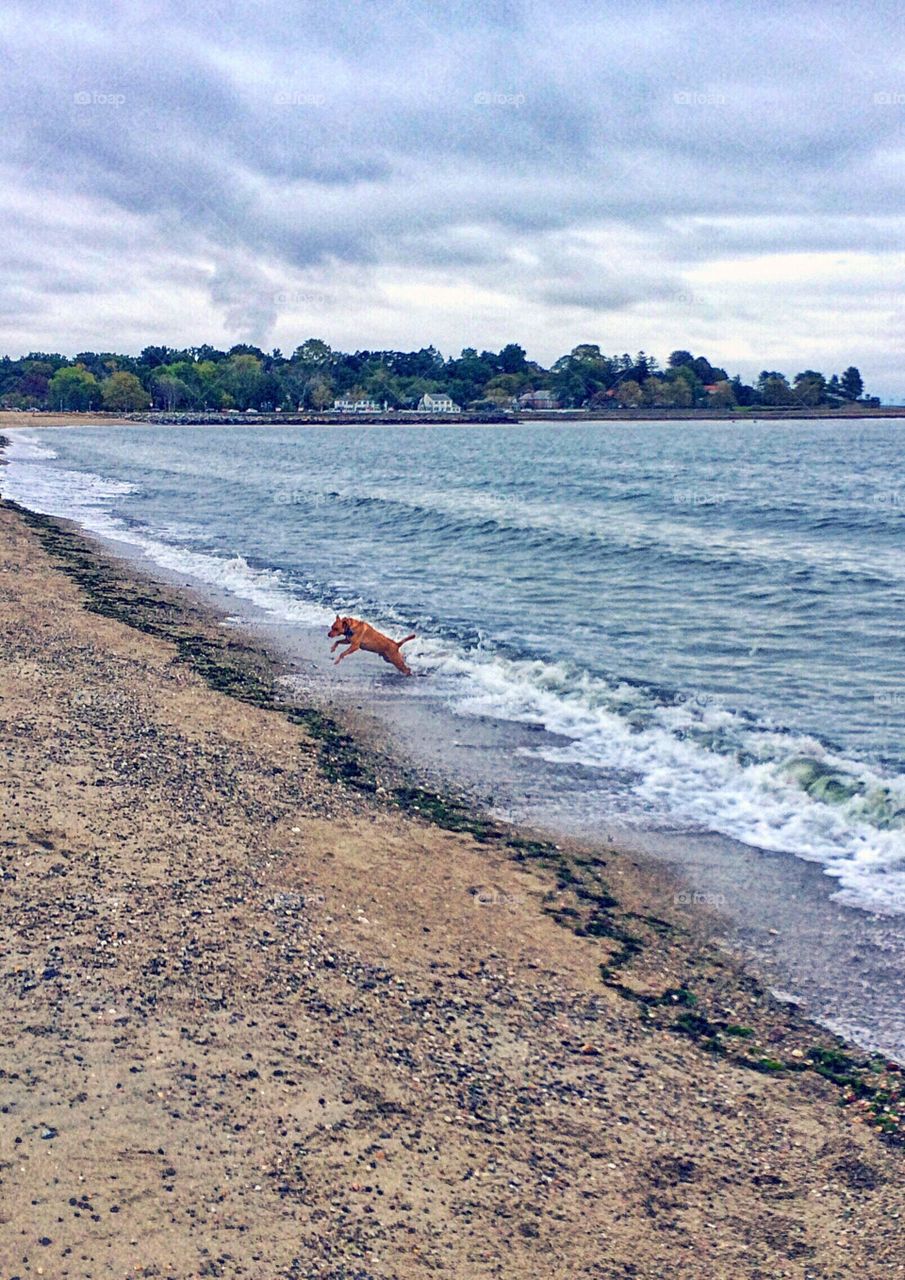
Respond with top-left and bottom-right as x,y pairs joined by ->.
219,354 -> 264,409
841,366 -> 863,399
757,372 -> 794,406
498,343 -> 528,374
292,338 -> 333,368
48,365 -> 100,410
642,376 -> 670,406
365,370 -> 403,407
708,380 -> 736,409
793,370 -> 827,406
441,348 -> 495,404
672,378 -> 694,408
473,376 -> 515,407
305,376 -> 334,410
668,364 -> 702,403
730,375 -> 756,406
101,371 -> 150,411
140,346 -> 176,368
484,373 -> 528,403
14,360 -> 53,406
195,361 -> 221,408
549,344 -> 616,405
151,373 -> 192,410
615,379 -> 643,407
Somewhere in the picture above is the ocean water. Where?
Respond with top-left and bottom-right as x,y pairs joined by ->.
4,421 -> 905,917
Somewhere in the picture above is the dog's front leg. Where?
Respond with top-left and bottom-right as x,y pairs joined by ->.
335,640 -> 361,664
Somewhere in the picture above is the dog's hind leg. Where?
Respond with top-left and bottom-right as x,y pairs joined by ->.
387,648 -> 412,675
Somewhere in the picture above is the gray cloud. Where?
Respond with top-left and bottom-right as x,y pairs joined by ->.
1,0 -> 904,393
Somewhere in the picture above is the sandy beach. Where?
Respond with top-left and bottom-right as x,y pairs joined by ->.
1,498 -> 903,1280
0,414 -> 138,431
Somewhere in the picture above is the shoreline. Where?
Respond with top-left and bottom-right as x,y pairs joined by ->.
1,498 -> 903,1275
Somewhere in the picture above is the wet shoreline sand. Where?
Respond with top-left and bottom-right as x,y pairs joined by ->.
1,499 -> 902,1278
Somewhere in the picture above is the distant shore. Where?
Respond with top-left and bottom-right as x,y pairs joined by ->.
0,489 -> 902,1277
4,404 -> 905,430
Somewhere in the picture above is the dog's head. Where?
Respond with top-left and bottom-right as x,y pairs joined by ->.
328,615 -> 354,638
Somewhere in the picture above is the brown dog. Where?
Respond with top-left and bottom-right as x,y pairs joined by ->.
328,615 -> 416,676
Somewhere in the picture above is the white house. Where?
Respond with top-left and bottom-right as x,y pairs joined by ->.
416,392 -> 461,413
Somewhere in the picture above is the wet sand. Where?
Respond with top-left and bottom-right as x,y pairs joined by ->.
0,500 -> 903,1279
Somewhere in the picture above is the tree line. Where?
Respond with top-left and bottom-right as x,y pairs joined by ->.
0,340 -> 872,413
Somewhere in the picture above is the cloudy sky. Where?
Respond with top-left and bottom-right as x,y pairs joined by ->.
2,0 -> 904,396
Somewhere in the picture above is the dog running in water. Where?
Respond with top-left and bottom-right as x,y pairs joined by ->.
328,615 -> 416,676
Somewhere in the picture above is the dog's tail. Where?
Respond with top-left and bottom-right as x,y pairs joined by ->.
397,633 -> 416,647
